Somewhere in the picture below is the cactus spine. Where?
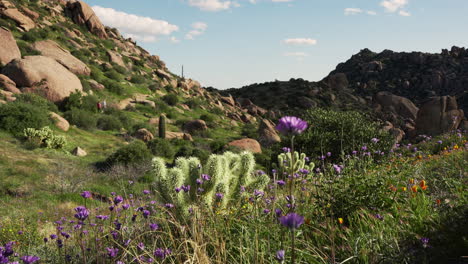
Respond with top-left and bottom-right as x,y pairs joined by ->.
158,114 -> 166,139
152,151 -> 270,217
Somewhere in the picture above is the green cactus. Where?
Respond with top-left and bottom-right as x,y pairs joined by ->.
273,151 -> 315,178
23,126 -> 66,149
152,151 -> 270,217
158,114 -> 166,139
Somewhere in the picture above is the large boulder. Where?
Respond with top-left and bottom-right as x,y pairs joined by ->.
228,138 -> 262,153
415,96 -> 465,136
2,56 -> 83,102
166,131 -> 193,141
31,40 -> 91,75
0,74 -> 20,94
183,119 -> 208,134
134,128 -> 154,142
107,51 -> 126,68
71,147 -> 87,157
0,27 -> 21,66
50,112 -> 70,132
66,0 -> 107,39
258,119 -> 281,147
0,1 -> 35,31
327,73 -> 348,90
373,91 -> 419,120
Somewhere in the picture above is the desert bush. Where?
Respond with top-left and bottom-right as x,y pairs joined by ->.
102,79 -> 126,95
62,91 -> 99,113
296,108 -> 394,160
185,98 -> 203,109
0,102 -> 51,136
147,138 -> 175,159
200,113 -> 216,123
16,40 -> 41,56
103,108 -> 134,130
97,115 -> 123,131
148,83 -> 161,92
130,75 -> 146,84
162,94 -> 179,106
90,65 -> 106,83
107,140 -> 152,167
241,123 -> 258,139
209,139 -> 227,153
23,126 -> 66,149
64,109 -> 97,130
15,93 -> 58,112
105,69 -> 123,81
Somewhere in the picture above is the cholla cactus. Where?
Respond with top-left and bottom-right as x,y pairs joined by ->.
152,151 -> 270,216
23,126 -> 66,149
274,151 -> 315,178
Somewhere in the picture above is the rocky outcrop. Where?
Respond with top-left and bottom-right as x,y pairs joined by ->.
31,40 -> 91,76
327,73 -> 348,90
228,138 -> 262,153
20,6 -> 39,20
166,131 -> 193,141
183,120 -> 208,134
0,0 -> 36,31
0,74 -> 20,94
107,51 -> 126,68
0,27 -> 21,66
258,119 -> 281,146
66,0 -> 107,39
134,128 -> 154,142
2,56 -> 83,102
50,112 -> 70,132
415,96 -> 465,136
373,91 -> 419,120
88,80 -> 105,91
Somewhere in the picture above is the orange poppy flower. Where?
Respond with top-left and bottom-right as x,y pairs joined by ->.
338,218 -> 344,224
411,185 -> 418,193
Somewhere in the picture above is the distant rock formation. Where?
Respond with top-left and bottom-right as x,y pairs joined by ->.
66,0 -> 107,38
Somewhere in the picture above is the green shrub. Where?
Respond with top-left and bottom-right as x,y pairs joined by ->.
241,123 -> 258,139
185,98 -> 203,109
103,108 -> 134,130
200,113 -> 215,123
107,140 -> 152,167
15,93 -> 58,112
113,64 -> 127,74
90,65 -> 106,83
23,126 -> 66,149
209,139 -> 227,153
0,102 -> 51,136
147,138 -> 175,159
102,79 -> 125,95
97,115 -> 123,131
162,94 -> 179,106
62,92 -> 99,113
148,83 -> 161,92
130,75 -> 146,84
296,109 -> 394,159
16,40 -> 41,56
105,69 -> 123,81
64,109 -> 97,130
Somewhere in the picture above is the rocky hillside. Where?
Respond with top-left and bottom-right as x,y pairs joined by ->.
221,47 -> 468,140
0,0 -> 276,153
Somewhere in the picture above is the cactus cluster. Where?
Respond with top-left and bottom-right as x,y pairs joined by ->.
23,126 -> 67,149
152,151 -> 270,216
273,151 -> 315,178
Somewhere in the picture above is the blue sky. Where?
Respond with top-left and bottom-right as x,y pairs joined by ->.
85,0 -> 468,89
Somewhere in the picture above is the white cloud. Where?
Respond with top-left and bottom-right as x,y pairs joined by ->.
380,0 -> 408,12
92,6 -> 178,43
186,22 -> 208,40
344,8 -> 363,15
367,10 -> 377,15
188,0 -> 233,11
284,52 -> 308,57
170,36 -> 180,43
283,38 -> 317,46
398,10 -> 411,16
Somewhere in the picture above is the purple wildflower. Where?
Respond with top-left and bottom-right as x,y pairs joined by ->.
74,206 -> 89,221
96,215 -> 109,220
143,190 -> 150,195
106,248 -> 119,258
149,223 -> 159,231
371,138 -> 379,143
279,213 -> 304,230
276,116 -> 308,135
275,250 -> 285,262
80,191 -> 91,199
142,210 -> 151,218
113,196 -> 123,205
276,180 -> 286,186
215,193 -> 224,200
201,174 -> 211,181
20,256 -> 40,264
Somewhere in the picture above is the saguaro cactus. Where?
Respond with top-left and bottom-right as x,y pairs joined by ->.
152,151 -> 270,217
158,114 -> 166,139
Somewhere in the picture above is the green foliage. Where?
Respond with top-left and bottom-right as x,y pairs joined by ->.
90,65 -> 106,83
210,139 -> 228,153
241,123 -> 258,139
15,93 -> 58,112
130,75 -> 146,84
0,102 -> 51,136
147,138 -> 175,159
185,98 -> 203,109
273,151 -> 315,179
103,108 -> 134,130
61,91 -> 99,113
296,108 -> 394,159
158,114 -> 166,139
16,40 -> 41,56
97,115 -> 123,131
105,69 -> 123,81
112,64 -> 127,74
152,151 -> 270,217
148,83 -> 161,92
101,79 -> 126,95
107,140 -> 152,167
200,113 -> 216,124
64,109 -> 97,130
21,28 -> 50,42
162,94 -> 179,106
23,126 -> 66,149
